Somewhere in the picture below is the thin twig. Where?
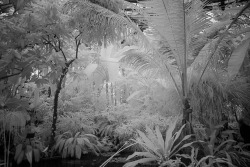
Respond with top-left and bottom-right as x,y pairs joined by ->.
42,36 -> 58,52
56,35 -> 67,62
0,70 -> 23,81
75,32 -> 82,59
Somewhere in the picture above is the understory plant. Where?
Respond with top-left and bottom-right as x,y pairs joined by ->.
14,138 -> 44,166
0,109 -> 31,167
178,122 -> 250,167
95,104 -> 169,147
200,125 -> 250,167
123,119 -> 195,167
54,131 -> 101,159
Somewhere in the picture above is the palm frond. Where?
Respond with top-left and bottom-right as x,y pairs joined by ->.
138,0 -> 212,99
64,0 -> 132,45
120,51 -> 160,77
140,0 -> 185,68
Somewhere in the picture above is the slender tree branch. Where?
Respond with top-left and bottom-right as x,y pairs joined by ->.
75,41 -> 80,59
13,68 -> 23,71
0,60 -> 34,81
75,32 -> 82,59
0,70 -> 23,81
55,35 -> 67,62
42,36 -> 58,52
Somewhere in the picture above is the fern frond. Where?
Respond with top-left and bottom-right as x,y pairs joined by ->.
143,0 -> 185,72
64,0 -> 132,45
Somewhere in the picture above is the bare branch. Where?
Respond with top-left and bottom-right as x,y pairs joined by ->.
55,35 -> 67,62
75,32 -> 82,59
42,36 -> 58,52
0,70 -> 23,81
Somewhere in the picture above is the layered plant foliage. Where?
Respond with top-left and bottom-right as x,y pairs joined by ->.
54,131 -> 100,159
124,119 -> 194,167
1,0 -> 250,167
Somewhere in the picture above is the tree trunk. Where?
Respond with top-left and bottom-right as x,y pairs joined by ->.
105,81 -> 109,107
48,59 -> 75,151
181,98 -> 194,136
48,67 -> 67,151
182,98 -> 192,124
110,83 -> 114,106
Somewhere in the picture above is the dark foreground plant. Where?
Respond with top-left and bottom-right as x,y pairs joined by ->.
177,123 -> 250,167
14,138 -> 44,166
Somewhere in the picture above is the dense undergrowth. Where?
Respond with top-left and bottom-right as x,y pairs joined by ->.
1,0 -> 250,167
1,90 -> 250,167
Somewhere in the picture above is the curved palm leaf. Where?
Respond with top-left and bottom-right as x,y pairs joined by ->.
139,0 -> 211,98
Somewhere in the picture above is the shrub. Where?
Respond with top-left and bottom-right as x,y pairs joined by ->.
14,138 -> 44,165
54,131 -> 101,159
124,119 -> 194,167
57,112 -> 96,135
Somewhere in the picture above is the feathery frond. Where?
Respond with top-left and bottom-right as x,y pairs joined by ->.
64,0 -> 132,45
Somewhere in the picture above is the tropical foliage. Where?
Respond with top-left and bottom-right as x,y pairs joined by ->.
54,131 -> 100,159
1,0 -> 250,167
14,138 -> 44,165
123,118 -> 194,167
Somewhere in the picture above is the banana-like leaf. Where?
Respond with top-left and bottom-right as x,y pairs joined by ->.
14,144 -> 23,161
26,145 -> 33,153
33,149 -> 40,162
26,150 -> 33,165
17,150 -> 24,164
65,138 -> 73,148
59,139 -> 66,153
75,145 -> 81,159
228,36 -> 250,78
62,148 -> 67,158
70,144 -> 74,157
77,138 -> 84,145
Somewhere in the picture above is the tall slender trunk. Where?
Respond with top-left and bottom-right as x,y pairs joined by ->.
114,84 -> 117,106
182,98 -> 192,124
110,83 -> 114,106
105,81 -> 109,107
182,98 -> 193,136
48,67 -> 67,151
48,59 -> 75,151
